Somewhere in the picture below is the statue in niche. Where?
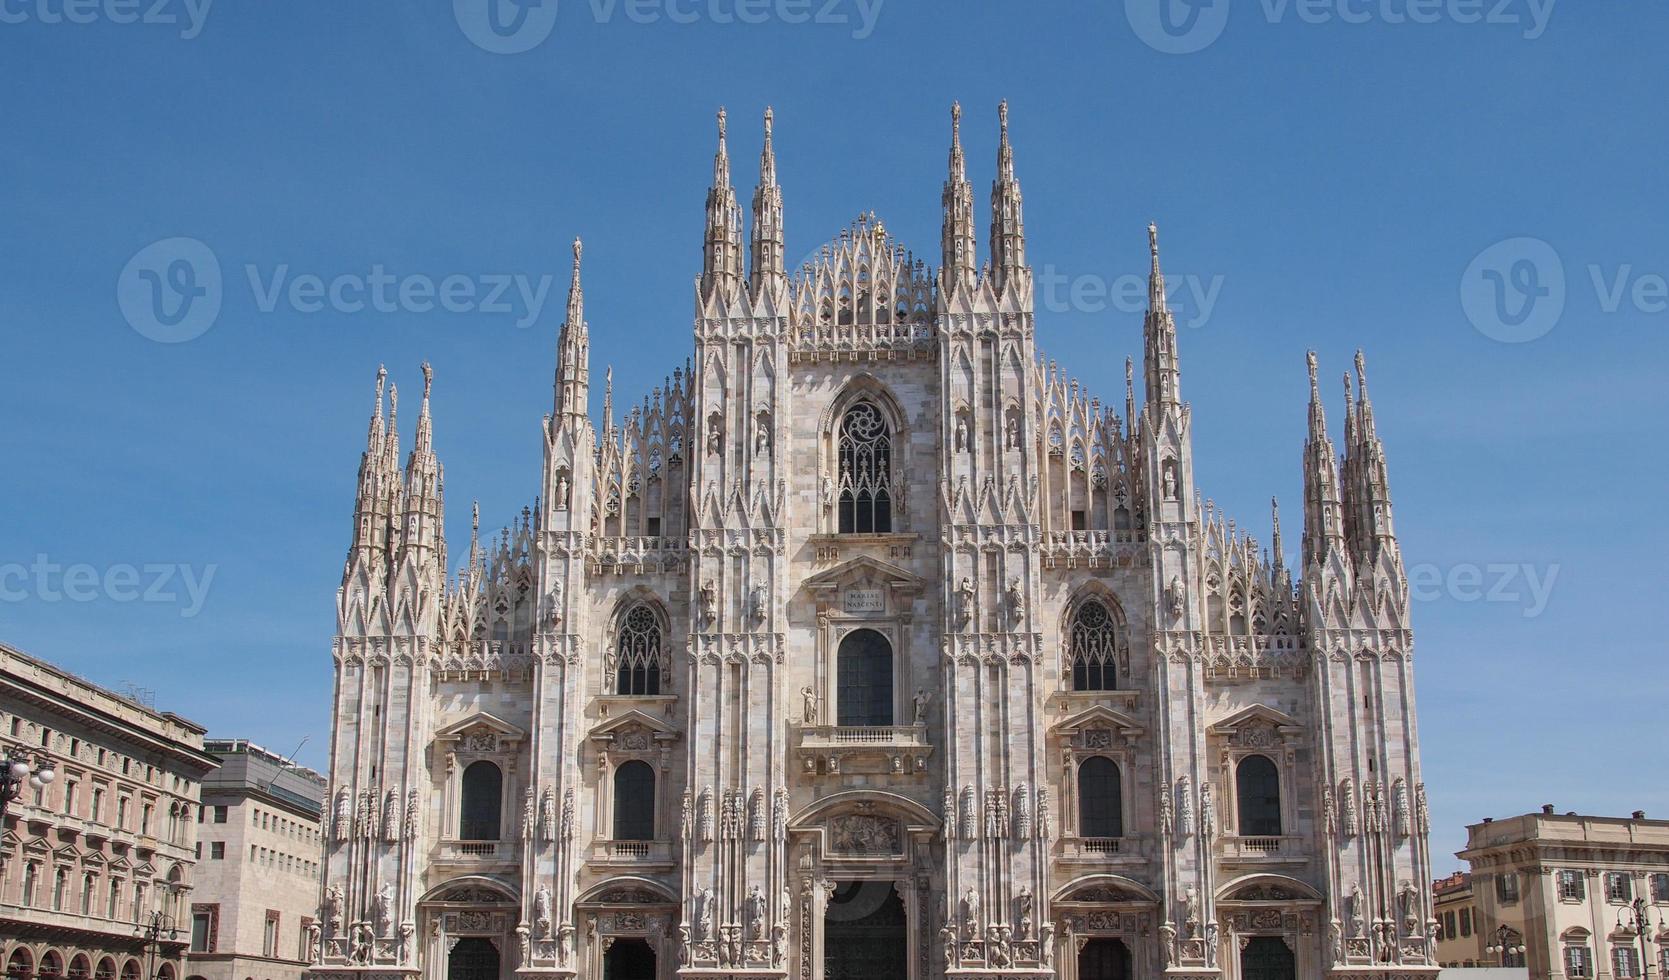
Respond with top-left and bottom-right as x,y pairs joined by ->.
1005,579 -> 1025,629
1183,885 -> 1201,938
745,885 -> 767,939
954,416 -> 969,452
699,579 -> 717,627
961,887 -> 979,930
374,883 -> 394,936
1015,886 -> 1034,941
324,885 -> 344,930
749,584 -> 767,624
801,685 -> 818,724
956,576 -> 976,627
534,886 -> 552,937
694,887 -> 715,940
1163,460 -> 1179,499
755,415 -> 771,455
913,688 -> 932,725
1005,411 -> 1021,449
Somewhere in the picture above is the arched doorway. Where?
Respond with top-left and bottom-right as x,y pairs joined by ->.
1240,936 -> 1295,980
824,881 -> 906,980
1077,938 -> 1131,980
601,938 -> 655,980
447,937 -> 499,980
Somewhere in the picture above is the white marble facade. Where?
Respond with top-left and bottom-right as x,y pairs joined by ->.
310,104 -> 1438,980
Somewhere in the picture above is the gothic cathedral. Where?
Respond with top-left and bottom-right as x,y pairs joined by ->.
310,104 -> 1438,980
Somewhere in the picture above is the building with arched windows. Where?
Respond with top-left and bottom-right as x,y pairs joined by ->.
309,105 -> 1436,980
0,642 -> 218,980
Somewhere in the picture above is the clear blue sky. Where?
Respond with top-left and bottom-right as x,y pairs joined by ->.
2,2 -> 1664,871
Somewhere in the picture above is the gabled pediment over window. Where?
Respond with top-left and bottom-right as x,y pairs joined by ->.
802,555 -> 924,615
1208,704 -> 1303,743
1050,704 -> 1145,747
435,711 -> 527,753
587,709 -> 680,749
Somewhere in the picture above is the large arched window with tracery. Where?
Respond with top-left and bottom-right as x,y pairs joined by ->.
614,604 -> 664,696
837,401 -> 893,534
1069,598 -> 1119,691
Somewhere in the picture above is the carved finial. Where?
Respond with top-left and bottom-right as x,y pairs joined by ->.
421,361 -> 433,401
472,500 -> 480,534
952,101 -> 962,137
763,105 -> 773,140
388,383 -> 399,425
1306,351 -> 1319,393
1125,357 -> 1134,386
1354,348 -> 1369,399
998,99 -> 1009,134
717,106 -> 727,140
572,236 -> 583,275
1148,221 -> 1160,259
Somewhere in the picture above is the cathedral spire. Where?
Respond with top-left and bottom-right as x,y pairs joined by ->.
750,106 -> 787,300
1124,356 -> 1136,433
988,100 -> 1028,294
1348,349 -> 1399,562
1143,223 -> 1182,407
401,364 -> 446,568
346,365 -> 394,575
940,101 -> 977,296
1302,351 -> 1346,570
554,237 -> 590,418
701,107 -> 745,302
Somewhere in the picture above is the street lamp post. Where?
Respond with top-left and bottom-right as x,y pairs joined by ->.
1,746 -> 56,819
1617,897 -> 1656,979
1485,923 -> 1526,968
134,911 -> 179,980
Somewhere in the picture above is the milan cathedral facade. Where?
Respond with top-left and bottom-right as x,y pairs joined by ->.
309,104 -> 1438,980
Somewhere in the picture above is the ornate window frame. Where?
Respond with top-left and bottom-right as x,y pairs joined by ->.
587,710 -> 680,866
603,592 -> 673,698
434,713 -> 526,849
1050,706 -> 1144,855
1208,706 -> 1302,846
1059,586 -> 1130,694
818,380 -> 909,536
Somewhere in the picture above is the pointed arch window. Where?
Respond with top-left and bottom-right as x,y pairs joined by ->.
1077,757 -> 1124,838
614,604 -> 665,696
1235,754 -> 1282,837
837,402 -> 893,534
1069,599 -> 1119,691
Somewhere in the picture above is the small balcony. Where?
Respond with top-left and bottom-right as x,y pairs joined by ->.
436,839 -> 514,864
1059,835 -> 1144,865
587,838 -> 675,870
796,723 -> 932,777
1219,835 -> 1305,863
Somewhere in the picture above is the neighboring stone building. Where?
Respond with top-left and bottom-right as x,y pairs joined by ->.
186,740 -> 327,980
309,104 -> 1440,980
0,641 -> 219,980
1457,808 -> 1669,979
1432,872 -> 1486,967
